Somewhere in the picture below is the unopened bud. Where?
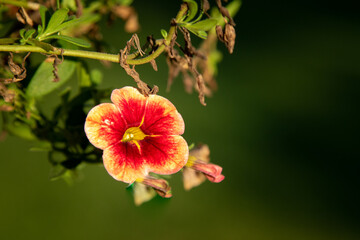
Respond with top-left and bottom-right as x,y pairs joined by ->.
224,23 -> 236,54
215,25 -> 224,42
141,176 -> 172,198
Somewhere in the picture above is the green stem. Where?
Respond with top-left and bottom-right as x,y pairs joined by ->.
0,0 -> 40,10
0,3 -> 188,65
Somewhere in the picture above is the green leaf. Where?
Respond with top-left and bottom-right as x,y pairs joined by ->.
187,29 -> 207,39
26,60 -> 76,98
43,8 -> 69,36
90,69 -> 102,85
5,122 -> 37,140
186,19 -> 217,31
115,0 -> 134,6
37,25 -> 43,34
0,112 -> 3,132
0,38 -> 18,44
49,164 -> 67,181
160,29 -> 168,39
28,39 -> 55,51
51,17 -> 85,33
43,35 -> 91,48
19,29 -> 26,39
39,6 -> 47,34
30,141 -> 52,152
77,63 -> 91,87
62,0 -> 77,11
208,49 -> 223,76
188,143 -> 195,150
24,29 -> 36,40
183,0 -> 198,22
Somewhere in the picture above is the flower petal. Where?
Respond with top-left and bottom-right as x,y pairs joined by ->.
103,142 -> 146,183
141,94 -> 185,135
85,103 -> 126,150
111,87 -> 147,127
142,135 -> 188,175
189,144 -> 210,163
182,167 -> 207,191
133,182 -> 157,206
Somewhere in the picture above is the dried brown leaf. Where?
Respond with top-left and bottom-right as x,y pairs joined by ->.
150,59 -> 158,71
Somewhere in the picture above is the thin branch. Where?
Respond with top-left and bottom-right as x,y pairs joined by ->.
0,0 -> 40,10
0,3 -> 188,66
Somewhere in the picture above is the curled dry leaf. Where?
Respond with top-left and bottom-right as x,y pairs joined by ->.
44,51 -> 64,82
5,52 -> 30,83
150,59 -> 158,71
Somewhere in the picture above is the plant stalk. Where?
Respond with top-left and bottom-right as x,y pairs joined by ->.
0,3 -> 188,65
0,0 -> 40,10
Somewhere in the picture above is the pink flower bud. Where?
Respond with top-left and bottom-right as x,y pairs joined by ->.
183,144 -> 225,190
191,162 -> 225,183
141,176 -> 172,198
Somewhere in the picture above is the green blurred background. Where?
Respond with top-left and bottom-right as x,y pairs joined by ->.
1,0 -> 359,239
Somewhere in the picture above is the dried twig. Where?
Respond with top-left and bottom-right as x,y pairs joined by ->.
215,0 -> 236,26
51,51 -> 64,82
42,49 -> 64,82
119,35 -> 158,96
75,0 -> 83,17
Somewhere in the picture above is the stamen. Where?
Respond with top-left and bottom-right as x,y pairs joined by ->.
185,156 -> 197,167
122,127 -> 147,153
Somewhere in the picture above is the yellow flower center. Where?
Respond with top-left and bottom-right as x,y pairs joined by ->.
122,127 -> 147,152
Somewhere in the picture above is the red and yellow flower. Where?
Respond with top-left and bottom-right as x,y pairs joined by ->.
84,86 -> 188,183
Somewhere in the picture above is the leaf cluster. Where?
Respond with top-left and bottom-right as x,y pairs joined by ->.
178,0 -> 218,39
19,7 -> 91,50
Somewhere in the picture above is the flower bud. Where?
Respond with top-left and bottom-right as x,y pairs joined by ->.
140,176 -> 172,198
215,25 -> 224,42
224,23 -> 236,54
183,144 -> 225,190
132,176 -> 172,206
191,162 -> 225,183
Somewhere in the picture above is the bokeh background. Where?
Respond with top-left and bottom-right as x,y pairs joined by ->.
1,0 -> 359,239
